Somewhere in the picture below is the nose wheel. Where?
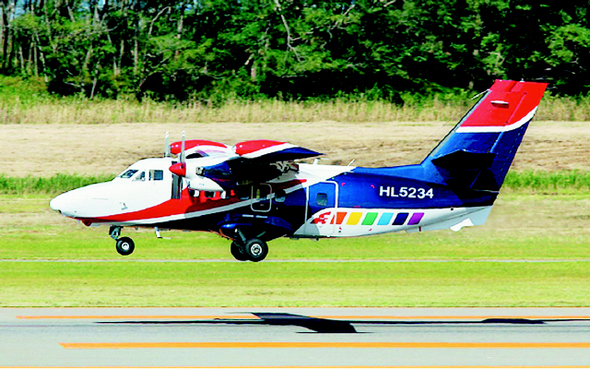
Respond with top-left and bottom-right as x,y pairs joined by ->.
116,237 -> 135,256
110,226 -> 135,256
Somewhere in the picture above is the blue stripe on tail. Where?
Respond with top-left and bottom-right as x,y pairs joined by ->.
421,122 -> 531,191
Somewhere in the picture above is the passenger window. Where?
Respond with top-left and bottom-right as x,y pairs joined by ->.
317,193 -> 328,206
150,170 -> 164,181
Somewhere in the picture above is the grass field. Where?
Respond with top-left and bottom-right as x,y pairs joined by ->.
0,192 -> 588,307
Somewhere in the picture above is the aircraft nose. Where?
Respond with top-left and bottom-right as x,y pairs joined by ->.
50,184 -> 115,219
50,190 -> 86,218
50,193 -> 73,216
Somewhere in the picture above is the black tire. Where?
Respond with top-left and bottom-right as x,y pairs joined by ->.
116,237 -> 135,256
230,241 -> 249,261
244,238 -> 268,262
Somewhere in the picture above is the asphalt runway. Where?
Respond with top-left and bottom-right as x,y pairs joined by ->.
1,307 -> 590,367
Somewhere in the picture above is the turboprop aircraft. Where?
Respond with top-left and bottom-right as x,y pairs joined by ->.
50,80 -> 547,262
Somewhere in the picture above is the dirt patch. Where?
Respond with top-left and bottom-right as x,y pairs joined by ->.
0,121 -> 588,177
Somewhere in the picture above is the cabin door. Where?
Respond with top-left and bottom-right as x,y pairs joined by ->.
303,181 -> 338,236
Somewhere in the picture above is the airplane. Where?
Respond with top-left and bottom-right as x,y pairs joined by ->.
50,80 -> 548,262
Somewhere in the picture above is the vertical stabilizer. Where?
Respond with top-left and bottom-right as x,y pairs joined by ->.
422,80 -> 547,191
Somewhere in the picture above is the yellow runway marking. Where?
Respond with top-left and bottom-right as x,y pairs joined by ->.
60,342 -> 590,349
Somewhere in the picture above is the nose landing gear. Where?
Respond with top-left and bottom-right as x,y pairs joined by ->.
109,226 -> 135,256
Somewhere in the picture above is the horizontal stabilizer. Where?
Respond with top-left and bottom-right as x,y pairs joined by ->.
431,150 -> 496,170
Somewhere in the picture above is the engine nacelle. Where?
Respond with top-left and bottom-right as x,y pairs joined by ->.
188,176 -> 224,192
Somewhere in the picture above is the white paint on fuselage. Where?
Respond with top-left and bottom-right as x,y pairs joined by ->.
50,158 -> 174,219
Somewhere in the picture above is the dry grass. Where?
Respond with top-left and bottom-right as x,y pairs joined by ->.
1,97 -> 474,124
2,93 -> 589,125
0,120 -> 588,177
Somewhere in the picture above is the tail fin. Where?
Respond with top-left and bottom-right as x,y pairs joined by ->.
422,80 -> 548,191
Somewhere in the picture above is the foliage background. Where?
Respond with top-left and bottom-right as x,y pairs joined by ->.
2,0 -> 590,102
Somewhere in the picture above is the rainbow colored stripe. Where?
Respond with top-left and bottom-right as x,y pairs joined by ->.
315,211 -> 425,227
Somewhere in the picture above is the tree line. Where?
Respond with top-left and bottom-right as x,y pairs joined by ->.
1,0 -> 589,102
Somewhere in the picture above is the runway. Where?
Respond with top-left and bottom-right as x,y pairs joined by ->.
1,307 -> 590,367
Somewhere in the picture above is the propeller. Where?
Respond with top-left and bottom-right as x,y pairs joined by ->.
169,131 -> 187,177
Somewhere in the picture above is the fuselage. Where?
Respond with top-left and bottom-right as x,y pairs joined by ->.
50,158 -> 495,240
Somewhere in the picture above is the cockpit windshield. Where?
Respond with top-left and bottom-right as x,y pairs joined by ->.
117,168 -> 165,182
118,169 -> 139,179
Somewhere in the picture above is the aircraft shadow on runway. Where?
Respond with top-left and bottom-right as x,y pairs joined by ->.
97,312 -> 590,334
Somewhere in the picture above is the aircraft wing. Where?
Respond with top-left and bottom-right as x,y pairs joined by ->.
225,140 -> 322,185
169,139 -> 322,191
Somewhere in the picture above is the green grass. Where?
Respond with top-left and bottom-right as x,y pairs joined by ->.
1,261 -> 588,307
0,174 -> 116,195
504,170 -> 590,193
0,192 -> 588,307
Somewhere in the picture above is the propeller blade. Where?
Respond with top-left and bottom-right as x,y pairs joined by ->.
180,131 -> 186,163
164,131 -> 171,157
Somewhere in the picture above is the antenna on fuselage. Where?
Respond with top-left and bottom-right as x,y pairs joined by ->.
164,131 -> 171,157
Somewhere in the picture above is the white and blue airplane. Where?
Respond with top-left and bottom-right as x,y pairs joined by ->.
50,80 -> 548,261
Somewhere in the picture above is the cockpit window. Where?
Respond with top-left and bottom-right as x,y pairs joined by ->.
119,169 -> 138,179
133,171 -> 146,181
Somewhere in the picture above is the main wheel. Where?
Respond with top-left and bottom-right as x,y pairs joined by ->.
116,237 -> 135,256
243,238 -> 268,262
230,241 -> 249,261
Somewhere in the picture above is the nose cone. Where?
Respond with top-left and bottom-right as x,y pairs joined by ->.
50,192 -> 77,217
169,162 -> 187,177
50,182 -> 115,219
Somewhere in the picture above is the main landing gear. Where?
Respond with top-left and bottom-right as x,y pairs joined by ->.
110,226 -> 135,256
108,225 -> 270,261
230,238 -> 269,262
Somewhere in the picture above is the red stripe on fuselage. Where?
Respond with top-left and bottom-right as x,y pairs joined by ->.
79,179 -> 307,225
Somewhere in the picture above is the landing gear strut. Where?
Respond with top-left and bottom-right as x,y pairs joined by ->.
110,226 -> 135,256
